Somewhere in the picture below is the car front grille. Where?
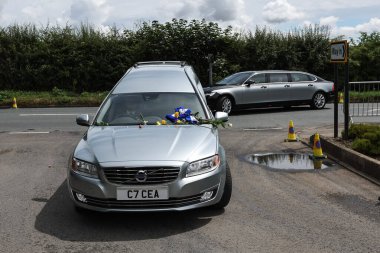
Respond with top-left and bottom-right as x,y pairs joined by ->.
103,167 -> 181,185
79,194 -> 203,209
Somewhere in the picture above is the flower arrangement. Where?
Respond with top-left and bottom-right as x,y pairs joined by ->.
165,107 -> 198,124
162,106 -> 231,128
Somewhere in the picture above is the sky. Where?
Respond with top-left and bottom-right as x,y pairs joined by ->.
0,0 -> 380,39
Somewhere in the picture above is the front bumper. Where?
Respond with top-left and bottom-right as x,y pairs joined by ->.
67,161 -> 226,212
205,93 -> 219,110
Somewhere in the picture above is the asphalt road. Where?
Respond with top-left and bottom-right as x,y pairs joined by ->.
0,104 -> 378,133
0,106 -> 380,252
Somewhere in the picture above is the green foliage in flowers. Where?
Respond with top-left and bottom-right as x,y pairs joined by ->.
94,121 -> 109,126
192,112 -> 230,128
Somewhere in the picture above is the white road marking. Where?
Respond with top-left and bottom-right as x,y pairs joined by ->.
19,114 -> 79,116
243,127 -> 283,131
9,131 -> 50,134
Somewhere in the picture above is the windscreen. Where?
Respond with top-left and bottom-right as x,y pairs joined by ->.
95,93 -> 207,126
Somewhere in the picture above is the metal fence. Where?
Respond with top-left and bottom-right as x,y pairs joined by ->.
348,81 -> 380,119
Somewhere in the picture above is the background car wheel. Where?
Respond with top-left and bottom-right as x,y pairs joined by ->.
311,92 -> 326,109
216,96 -> 233,114
212,162 -> 232,209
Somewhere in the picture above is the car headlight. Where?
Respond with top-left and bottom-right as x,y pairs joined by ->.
71,158 -> 98,178
186,155 -> 220,177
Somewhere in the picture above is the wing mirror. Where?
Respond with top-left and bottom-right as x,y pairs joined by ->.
244,80 -> 255,87
215,112 -> 229,122
76,114 -> 90,126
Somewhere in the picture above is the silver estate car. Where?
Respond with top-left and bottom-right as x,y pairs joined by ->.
204,70 -> 334,113
68,61 -> 232,212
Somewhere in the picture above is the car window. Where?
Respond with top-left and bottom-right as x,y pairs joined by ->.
291,73 -> 313,82
250,74 -> 266,84
268,73 -> 288,83
95,93 -> 207,125
216,72 -> 252,86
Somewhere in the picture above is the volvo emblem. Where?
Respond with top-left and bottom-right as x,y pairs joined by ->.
135,170 -> 148,182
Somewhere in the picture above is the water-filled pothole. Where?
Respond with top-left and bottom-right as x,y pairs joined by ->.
248,153 -> 335,170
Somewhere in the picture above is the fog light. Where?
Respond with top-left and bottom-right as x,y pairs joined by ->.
200,191 -> 213,202
75,193 -> 87,203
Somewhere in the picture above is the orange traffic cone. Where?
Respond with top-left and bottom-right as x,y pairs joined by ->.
312,133 -> 326,159
12,97 -> 17,109
286,120 -> 298,142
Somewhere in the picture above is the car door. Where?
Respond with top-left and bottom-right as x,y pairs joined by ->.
264,73 -> 291,103
243,73 -> 268,104
289,73 -> 317,101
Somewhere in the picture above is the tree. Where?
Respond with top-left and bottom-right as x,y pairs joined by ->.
350,32 -> 380,81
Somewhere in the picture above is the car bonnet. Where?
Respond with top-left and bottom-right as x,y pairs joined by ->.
74,125 -> 218,164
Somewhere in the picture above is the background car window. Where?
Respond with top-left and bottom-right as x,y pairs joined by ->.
291,73 -> 313,82
268,73 -> 288,83
216,72 -> 252,85
250,74 -> 266,84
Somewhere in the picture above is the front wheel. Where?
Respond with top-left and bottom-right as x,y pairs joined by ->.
216,96 -> 233,114
310,92 -> 326,109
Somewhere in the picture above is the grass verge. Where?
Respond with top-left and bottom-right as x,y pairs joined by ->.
350,91 -> 380,102
0,88 -> 108,107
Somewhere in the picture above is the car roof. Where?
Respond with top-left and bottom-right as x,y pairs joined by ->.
250,70 -> 314,75
112,62 -> 195,94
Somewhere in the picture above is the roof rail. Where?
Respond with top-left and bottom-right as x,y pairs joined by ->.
134,61 -> 187,67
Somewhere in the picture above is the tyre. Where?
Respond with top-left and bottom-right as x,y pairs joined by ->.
310,91 -> 326,109
216,96 -> 233,114
212,162 -> 232,209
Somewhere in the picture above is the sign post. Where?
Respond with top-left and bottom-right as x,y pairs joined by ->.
330,40 -> 349,139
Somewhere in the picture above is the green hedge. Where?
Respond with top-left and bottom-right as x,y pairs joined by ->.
1,21 -> 379,92
0,20 -> 335,91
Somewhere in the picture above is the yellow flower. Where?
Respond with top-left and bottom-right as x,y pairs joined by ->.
174,112 -> 179,118
156,121 -> 161,125
176,120 -> 183,124
161,120 -> 167,125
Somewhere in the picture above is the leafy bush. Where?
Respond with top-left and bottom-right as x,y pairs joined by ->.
347,124 -> 380,139
0,92 -> 10,101
352,138 -> 372,155
51,86 -> 65,97
348,124 -> 380,155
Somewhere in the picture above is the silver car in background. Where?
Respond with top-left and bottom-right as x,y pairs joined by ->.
68,61 -> 232,212
204,70 -> 334,113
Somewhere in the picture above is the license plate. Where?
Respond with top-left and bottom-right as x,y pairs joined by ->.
116,187 -> 169,200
